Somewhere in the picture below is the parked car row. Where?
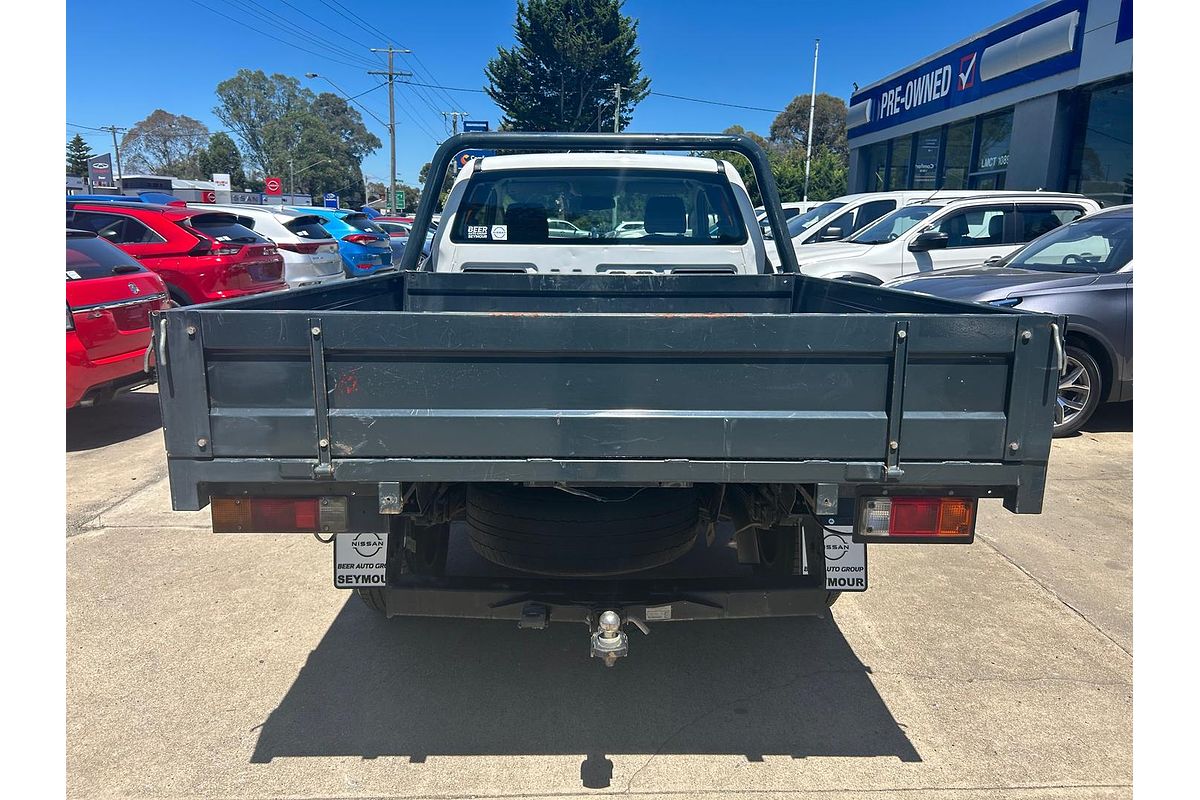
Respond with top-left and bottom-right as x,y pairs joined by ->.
64,196 -> 431,410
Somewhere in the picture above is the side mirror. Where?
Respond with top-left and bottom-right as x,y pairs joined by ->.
908,230 -> 949,252
817,226 -> 843,242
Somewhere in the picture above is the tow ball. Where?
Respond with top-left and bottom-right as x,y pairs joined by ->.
589,610 -> 649,667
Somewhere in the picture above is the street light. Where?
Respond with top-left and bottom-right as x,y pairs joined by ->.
289,157 -> 329,203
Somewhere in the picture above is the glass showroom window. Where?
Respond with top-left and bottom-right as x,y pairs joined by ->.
912,127 -> 942,190
862,142 -> 888,192
1066,77 -> 1132,205
941,120 -> 974,189
970,108 -> 1013,189
889,135 -> 912,190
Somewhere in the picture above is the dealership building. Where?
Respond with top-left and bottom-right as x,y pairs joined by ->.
846,0 -> 1131,205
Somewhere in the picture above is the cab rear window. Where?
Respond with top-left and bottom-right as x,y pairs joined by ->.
450,167 -> 748,245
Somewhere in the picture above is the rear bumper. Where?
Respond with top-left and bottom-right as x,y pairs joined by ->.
66,334 -> 153,408
372,580 -> 835,622
286,273 -> 346,290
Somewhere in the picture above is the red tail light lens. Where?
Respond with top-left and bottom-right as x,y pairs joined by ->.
277,242 -> 322,254
343,233 -> 380,245
858,496 -> 976,542
210,496 -> 348,533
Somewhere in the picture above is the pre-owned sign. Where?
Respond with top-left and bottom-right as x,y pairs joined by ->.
848,0 -> 1085,136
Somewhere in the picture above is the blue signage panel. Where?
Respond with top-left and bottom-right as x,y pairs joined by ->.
848,0 -> 1087,137
1115,0 -> 1132,43
323,192 -> 339,208
462,120 -> 489,132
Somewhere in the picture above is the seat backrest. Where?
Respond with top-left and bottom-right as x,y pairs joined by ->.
504,203 -> 549,243
987,213 -> 1005,243
645,196 -> 686,234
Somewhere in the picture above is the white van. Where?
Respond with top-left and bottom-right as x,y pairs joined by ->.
788,193 -> 1101,284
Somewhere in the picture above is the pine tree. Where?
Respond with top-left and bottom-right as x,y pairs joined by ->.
485,0 -> 650,132
66,134 -> 94,177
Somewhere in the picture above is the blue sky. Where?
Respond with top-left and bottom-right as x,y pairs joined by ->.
66,0 -> 1032,186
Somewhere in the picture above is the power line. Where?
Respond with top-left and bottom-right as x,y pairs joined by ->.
235,0 -> 379,69
186,0 -> 377,72
401,79 -> 487,94
276,0 -> 382,61
647,91 -> 786,115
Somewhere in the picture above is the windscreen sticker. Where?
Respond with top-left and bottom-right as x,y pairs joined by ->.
466,225 -> 489,239
334,532 -> 388,588
824,528 -> 867,591
491,225 -> 508,241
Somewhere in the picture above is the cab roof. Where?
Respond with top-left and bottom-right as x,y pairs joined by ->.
474,152 -> 722,173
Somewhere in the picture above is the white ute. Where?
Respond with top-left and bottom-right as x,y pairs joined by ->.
428,153 -> 769,275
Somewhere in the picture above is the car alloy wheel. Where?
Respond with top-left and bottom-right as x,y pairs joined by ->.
1053,346 -> 1102,437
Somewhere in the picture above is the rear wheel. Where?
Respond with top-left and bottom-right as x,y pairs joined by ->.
354,519 -> 449,615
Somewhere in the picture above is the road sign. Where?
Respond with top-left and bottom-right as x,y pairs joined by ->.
454,149 -> 496,169
462,120 -> 489,132
323,192 -> 339,208
201,190 -> 217,203
264,176 -> 282,196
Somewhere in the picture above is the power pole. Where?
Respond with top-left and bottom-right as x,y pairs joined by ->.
612,84 -> 623,133
440,111 -> 468,136
368,46 -> 413,213
802,39 -> 820,202
99,125 -> 127,192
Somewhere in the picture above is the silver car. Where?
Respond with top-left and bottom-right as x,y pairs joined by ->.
188,204 -> 346,289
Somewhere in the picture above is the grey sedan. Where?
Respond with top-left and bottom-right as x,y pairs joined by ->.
885,205 -> 1132,437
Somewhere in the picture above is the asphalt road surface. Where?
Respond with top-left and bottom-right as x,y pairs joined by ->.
67,388 -> 1132,799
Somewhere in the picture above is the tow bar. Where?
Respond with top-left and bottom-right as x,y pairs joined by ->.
589,610 -> 649,667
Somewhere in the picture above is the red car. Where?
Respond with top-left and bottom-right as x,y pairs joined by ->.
66,201 -> 286,305
67,230 -> 171,408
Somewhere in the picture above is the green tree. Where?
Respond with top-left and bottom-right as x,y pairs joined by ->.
803,145 -> 849,201
195,132 -> 247,187
120,109 -> 210,177
213,71 -> 381,206
485,0 -> 650,131
213,69 -> 311,176
768,93 -> 849,157
66,134 -> 94,177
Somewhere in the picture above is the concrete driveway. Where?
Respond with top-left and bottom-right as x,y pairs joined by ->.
67,390 -> 1131,799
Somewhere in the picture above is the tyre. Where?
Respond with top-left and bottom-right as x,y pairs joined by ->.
465,485 -> 700,576
1054,346 -> 1103,437
355,587 -> 387,614
752,525 -> 800,576
395,518 -> 450,576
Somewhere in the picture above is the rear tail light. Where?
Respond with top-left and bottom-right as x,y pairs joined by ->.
343,233 -> 380,245
277,242 -> 323,254
211,496 -> 348,533
858,496 -> 976,542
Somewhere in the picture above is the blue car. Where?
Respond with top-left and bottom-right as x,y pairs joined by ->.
286,206 -> 392,277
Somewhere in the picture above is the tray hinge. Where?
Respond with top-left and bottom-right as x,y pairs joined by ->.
309,317 -> 334,478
